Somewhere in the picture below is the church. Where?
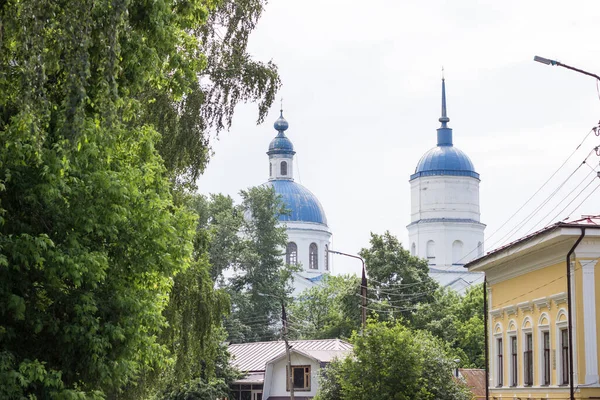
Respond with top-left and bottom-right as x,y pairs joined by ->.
258,78 -> 484,295
407,78 -> 485,293
262,111 -> 332,295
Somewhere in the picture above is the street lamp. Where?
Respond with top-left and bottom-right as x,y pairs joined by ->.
326,249 -> 367,329
533,55 -> 600,81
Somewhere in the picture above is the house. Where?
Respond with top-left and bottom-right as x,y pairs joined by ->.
228,338 -> 353,400
456,368 -> 486,400
466,215 -> 600,399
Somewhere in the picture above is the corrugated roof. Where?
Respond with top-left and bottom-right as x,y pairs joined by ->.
458,368 -> 486,399
229,339 -> 352,372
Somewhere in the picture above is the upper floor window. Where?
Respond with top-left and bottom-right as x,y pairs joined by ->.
309,243 -> 318,269
524,333 -> 533,386
286,242 -> 298,265
510,336 -> 517,387
287,365 -> 311,391
281,161 -> 288,176
497,338 -> 503,387
542,331 -> 550,385
324,244 -> 329,271
561,328 -> 569,384
452,240 -> 464,264
426,240 -> 435,259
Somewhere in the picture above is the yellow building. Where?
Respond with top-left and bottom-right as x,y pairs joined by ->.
466,216 -> 600,399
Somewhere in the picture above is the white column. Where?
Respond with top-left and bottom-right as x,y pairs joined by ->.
571,262 -> 579,384
582,260 -> 599,384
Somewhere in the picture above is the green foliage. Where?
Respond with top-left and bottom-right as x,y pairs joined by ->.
359,231 -> 438,323
289,274 -> 361,340
412,284 -> 485,368
226,186 -> 295,343
314,321 -> 472,400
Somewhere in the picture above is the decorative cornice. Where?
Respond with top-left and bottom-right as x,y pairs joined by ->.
503,305 -> 517,316
533,297 -> 550,310
490,308 -> 503,319
517,301 -> 533,313
549,292 -> 567,306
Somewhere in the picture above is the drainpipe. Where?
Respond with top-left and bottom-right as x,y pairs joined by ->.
484,278 -> 489,400
566,227 -> 586,400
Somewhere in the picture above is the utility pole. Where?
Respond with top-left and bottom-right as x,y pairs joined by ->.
281,301 -> 294,400
326,249 -> 367,329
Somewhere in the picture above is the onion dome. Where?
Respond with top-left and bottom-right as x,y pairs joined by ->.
410,78 -> 479,180
267,110 -> 295,156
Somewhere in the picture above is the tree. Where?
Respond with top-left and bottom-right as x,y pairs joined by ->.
314,321 -> 472,400
359,232 -> 438,323
225,186 -> 295,343
288,275 -> 361,340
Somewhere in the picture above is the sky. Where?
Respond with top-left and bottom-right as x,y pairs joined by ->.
197,0 -> 600,276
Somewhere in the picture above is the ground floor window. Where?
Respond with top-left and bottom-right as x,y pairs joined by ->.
524,333 -> 533,386
542,331 -> 550,385
230,384 -> 263,400
510,336 -> 517,386
497,338 -> 503,386
287,365 -> 311,391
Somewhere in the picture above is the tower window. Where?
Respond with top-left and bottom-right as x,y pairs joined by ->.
270,162 -> 272,177
477,241 -> 483,257
281,161 -> 288,176
452,240 -> 463,264
309,243 -> 318,269
426,240 -> 435,259
286,242 -> 298,265
411,243 -> 416,256
324,244 -> 329,271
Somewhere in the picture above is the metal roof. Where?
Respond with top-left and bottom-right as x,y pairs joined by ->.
263,180 -> 328,225
411,145 -> 478,180
229,339 -> 352,372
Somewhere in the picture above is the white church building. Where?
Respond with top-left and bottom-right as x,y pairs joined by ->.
262,111 -> 332,295
408,79 -> 485,293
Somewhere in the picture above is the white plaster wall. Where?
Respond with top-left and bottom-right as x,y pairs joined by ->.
269,154 -> 294,181
410,176 -> 481,221
285,221 -> 332,276
266,353 -> 320,399
408,220 -> 485,267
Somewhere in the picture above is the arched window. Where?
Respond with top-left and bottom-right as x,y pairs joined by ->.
280,161 -> 288,176
324,244 -> 329,271
269,162 -> 272,177
426,240 -> 435,259
411,243 -> 416,256
286,242 -> 298,265
452,240 -> 464,264
477,241 -> 483,257
309,243 -> 318,269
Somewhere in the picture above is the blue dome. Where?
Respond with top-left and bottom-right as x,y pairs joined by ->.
263,180 -> 328,225
268,132 -> 295,155
411,145 -> 479,180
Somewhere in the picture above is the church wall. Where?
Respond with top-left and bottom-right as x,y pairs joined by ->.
410,175 -> 481,222
284,221 -> 332,277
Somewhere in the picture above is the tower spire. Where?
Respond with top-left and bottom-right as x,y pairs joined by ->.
439,73 -> 450,128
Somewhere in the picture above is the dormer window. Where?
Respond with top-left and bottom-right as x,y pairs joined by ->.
281,161 -> 288,176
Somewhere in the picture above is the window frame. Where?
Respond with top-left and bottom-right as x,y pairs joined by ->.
286,365 -> 311,391
542,330 -> 550,386
497,337 -> 504,387
309,243 -> 318,269
426,240 -> 435,260
560,327 -> 570,385
286,242 -> 298,265
280,161 -> 288,176
523,332 -> 533,386
509,334 -> 518,387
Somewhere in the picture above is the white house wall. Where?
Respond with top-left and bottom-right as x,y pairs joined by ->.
264,353 -> 321,399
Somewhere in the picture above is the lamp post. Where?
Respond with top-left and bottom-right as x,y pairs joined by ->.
534,56 -> 600,81
326,249 -> 367,329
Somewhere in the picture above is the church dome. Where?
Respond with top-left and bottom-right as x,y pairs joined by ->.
263,180 -> 328,225
268,132 -> 295,155
411,145 -> 478,179
410,77 -> 479,180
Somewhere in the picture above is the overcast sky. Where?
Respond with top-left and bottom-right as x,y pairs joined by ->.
197,0 -> 600,276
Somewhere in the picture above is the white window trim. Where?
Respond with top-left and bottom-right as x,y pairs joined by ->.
506,320 -> 518,388
493,323 -> 504,388
556,308 -> 569,386
538,314 -> 551,386
522,317 -> 533,387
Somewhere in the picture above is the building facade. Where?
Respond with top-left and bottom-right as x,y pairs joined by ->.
466,216 -> 600,399
228,339 -> 353,400
262,111 -> 332,295
408,78 -> 485,293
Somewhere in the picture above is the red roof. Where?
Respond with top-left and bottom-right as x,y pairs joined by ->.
459,368 -> 486,399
